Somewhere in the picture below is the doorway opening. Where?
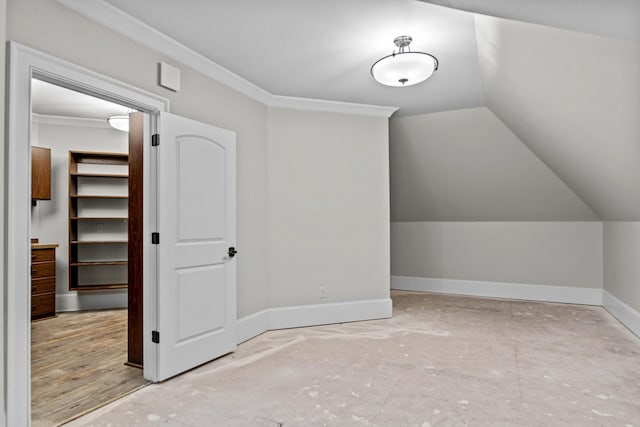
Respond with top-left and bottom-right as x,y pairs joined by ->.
6,42 -> 169,427
29,78 -> 147,425
8,43 -> 237,426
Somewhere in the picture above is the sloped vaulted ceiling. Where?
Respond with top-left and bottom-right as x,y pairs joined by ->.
59,0 -> 640,220
417,0 -> 640,41
474,15 -> 640,220
418,0 -> 640,221
390,107 -> 599,221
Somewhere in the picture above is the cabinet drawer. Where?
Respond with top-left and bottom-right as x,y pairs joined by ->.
32,248 -> 55,263
31,262 -> 55,279
31,293 -> 55,317
32,277 -> 55,295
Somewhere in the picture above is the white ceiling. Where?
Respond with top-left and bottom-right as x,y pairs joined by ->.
45,0 -> 639,118
418,0 -> 640,41
35,0 -> 640,220
31,78 -> 130,120
102,0 -> 486,116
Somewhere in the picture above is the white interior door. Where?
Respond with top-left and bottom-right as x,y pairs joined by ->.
154,112 -> 236,381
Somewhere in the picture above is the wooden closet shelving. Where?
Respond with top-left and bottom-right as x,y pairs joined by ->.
68,151 -> 129,291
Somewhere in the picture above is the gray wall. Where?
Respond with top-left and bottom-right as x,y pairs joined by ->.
392,222 -> 603,289
267,108 -> 390,306
6,0 -> 391,318
467,14 -> 640,316
8,0 -> 270,318
604,222 -> 640,312
3,3 -> 393,419
390,18 -> 640,311
389,107 -> 603,292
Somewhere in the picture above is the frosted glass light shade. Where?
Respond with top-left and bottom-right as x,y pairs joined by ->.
371,52 -> 438,87
107,115 -> 129,132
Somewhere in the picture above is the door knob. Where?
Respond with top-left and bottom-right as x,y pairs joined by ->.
228,247 -> 237,258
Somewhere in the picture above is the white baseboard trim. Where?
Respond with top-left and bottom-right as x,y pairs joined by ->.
56,292 -> 128,312
236,309 -> 269,344
603,290 -> 640,338
391,276 -> 603,306
268,298 -> 393,330
236,298 -> 393,344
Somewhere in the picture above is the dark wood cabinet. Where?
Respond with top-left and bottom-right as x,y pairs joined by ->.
31,245 -> 58,320
32,146 -> 51,200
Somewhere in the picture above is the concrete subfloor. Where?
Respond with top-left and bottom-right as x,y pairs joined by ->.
67,291 -> 640,426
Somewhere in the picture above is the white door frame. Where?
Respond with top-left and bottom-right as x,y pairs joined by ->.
6,42 -> 169,426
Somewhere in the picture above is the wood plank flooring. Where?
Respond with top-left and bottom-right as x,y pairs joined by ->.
31,310 -> 148,426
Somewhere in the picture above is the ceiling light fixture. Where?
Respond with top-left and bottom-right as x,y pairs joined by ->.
107,115 -> 129,132
371,35 -> 438,87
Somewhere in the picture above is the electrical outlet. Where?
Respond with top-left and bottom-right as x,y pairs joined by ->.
96,223 -> 104,232
320,286 -> 327,299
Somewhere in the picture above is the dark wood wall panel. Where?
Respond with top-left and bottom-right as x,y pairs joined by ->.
127,112 -> 144,367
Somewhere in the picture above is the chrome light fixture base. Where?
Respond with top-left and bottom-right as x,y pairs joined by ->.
393,35 -> 413,49
371,35 -> 439,87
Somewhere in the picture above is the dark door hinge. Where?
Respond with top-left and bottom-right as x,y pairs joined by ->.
151,133 -> 159,146
151,232 -> 160,244
152,330 -> 160,344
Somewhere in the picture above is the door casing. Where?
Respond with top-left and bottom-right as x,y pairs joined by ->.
6,42 -> 169,426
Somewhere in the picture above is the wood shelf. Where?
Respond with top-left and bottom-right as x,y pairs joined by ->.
70,217 -> 128,220
69,150 -> 129,292
70,240 -> 128,245
70,172 -> 128,178
70,261 -> 128,267
70,195 -> 128,199
72,284 -> 128,291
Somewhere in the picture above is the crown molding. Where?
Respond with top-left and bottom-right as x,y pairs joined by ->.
269,95 -> 398,118
55,0 -> 271,105
55,0 -> 398,118
32,113 -> 113,128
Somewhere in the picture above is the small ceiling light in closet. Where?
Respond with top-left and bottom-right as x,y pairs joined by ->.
107,115 -> 129,132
